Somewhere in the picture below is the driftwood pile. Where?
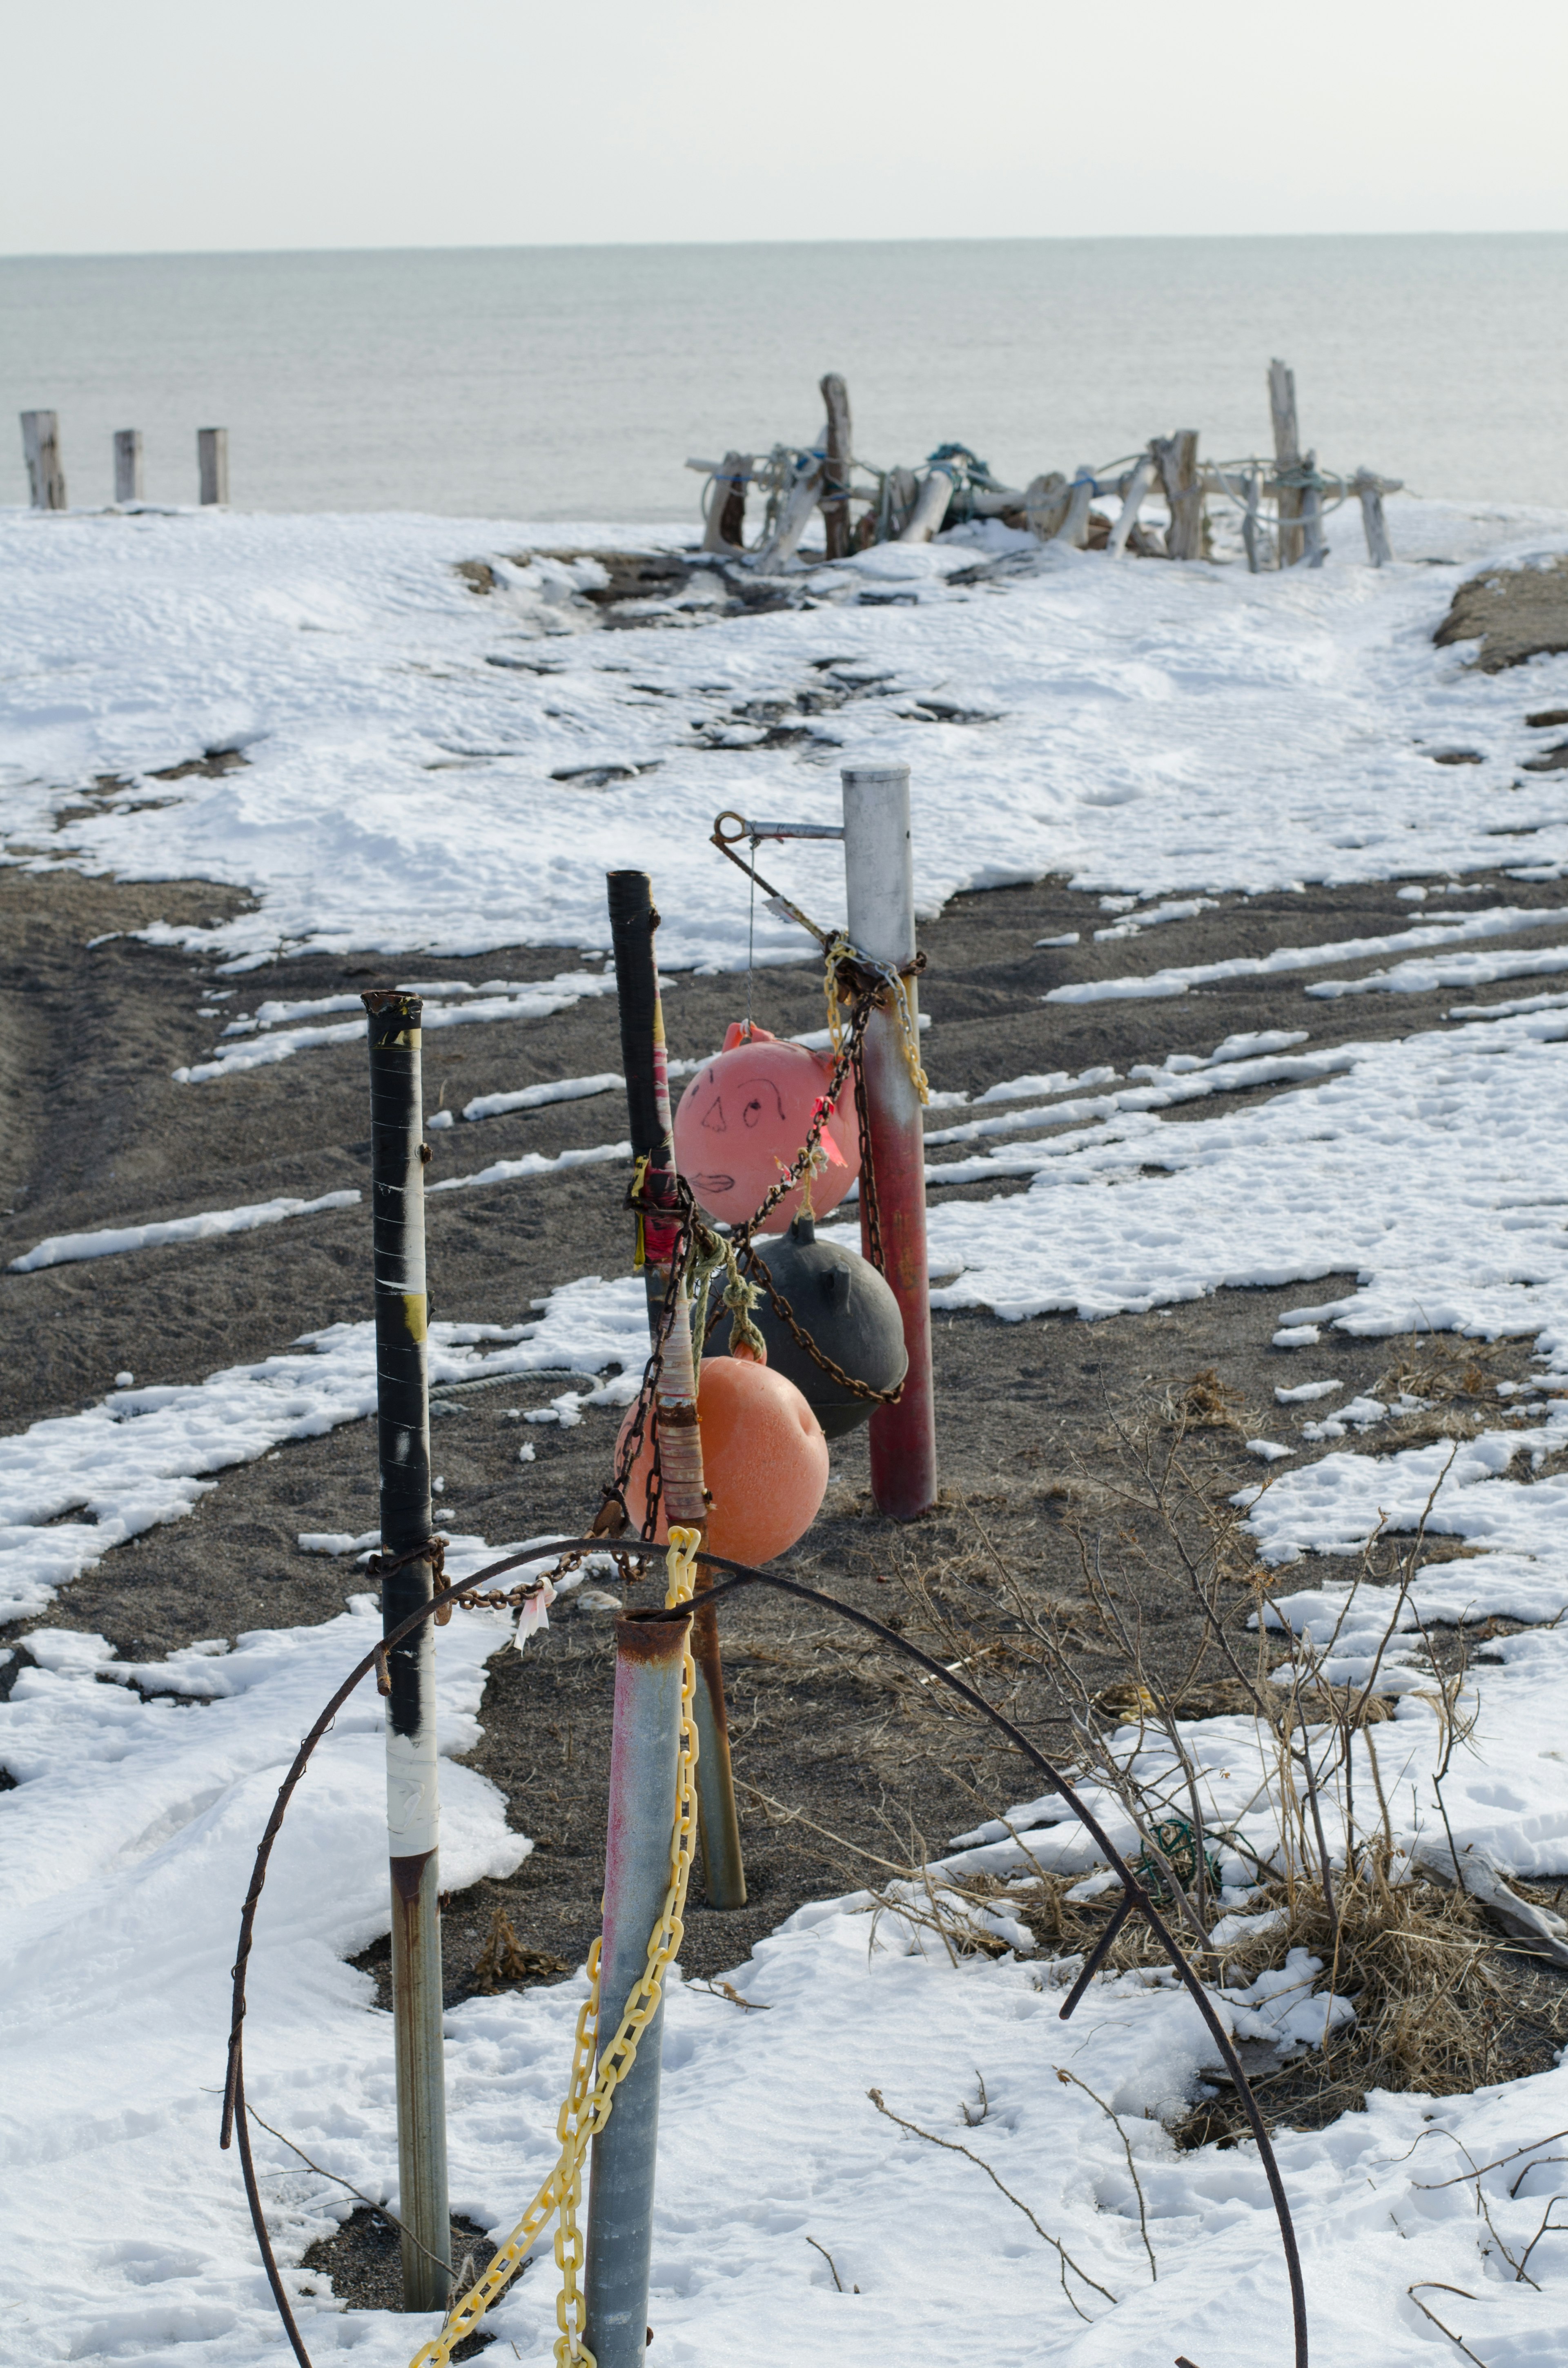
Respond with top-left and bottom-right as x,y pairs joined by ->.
688,358 -> 1401,575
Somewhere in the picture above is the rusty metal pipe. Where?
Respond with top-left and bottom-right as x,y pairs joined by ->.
363,989 -> 451,2313
841,767 -> 938,1518
583,1608 -> 693,2366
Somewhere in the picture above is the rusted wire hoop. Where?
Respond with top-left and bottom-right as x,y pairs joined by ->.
223,1536 -> 1307,2368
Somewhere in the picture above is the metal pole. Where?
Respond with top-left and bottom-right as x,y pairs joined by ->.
606,873 -> 747,1911
582,1605 -> 692,2368
362,989 -> 451,2314
841,765 -> 938,1518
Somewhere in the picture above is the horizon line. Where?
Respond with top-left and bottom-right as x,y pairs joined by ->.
4,226 -> 1568,267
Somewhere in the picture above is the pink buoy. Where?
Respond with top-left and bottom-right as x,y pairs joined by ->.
673,1021 -> 859,1233
616,1345 -> 829,1566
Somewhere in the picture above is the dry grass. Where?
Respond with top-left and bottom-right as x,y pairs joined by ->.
1162,1367 -> 1248,1434
1172,1860 -> 1568,2145
1093,1675 -> 1396,1729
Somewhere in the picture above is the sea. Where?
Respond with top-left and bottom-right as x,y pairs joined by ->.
2,235 -> 1566,523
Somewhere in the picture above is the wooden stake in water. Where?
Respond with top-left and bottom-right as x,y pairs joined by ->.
20,411 -> 66,511
198,426 -> 229,506
362,989 -> 451,2314
114,430 -> 144,504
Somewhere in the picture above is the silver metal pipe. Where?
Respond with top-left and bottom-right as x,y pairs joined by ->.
583,1608 -> 692,2367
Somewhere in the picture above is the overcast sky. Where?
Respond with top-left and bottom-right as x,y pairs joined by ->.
4,0 -> 1565,255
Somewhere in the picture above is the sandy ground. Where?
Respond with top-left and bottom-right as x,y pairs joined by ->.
11,847 -> 1568,2314
4,854 -> 1565,1976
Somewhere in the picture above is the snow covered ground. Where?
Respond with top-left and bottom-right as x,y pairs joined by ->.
7,497 -> 1568,2366
4,497 -> 1568,975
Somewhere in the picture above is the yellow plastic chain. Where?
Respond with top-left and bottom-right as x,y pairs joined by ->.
824,933 -> 930,1106
408,1530 -> 703,2368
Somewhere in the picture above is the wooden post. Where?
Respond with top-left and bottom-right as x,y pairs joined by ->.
702,453 -> 751,553
884,465 -> 920,540
198,427 -> 229,506
1241,466 -> 1265,574
605,871 -> 746,1912
1152,431 -> 1204,560
841,765 -> 936,1521
1023,470 -> 1069,541
898,468 -> 953,545
752,458 -> 823,569
1353,470 -> 1393,567
1057,468 -> 1096,550
1268,358 -> 1303,566
361,990 -> 451,2316
820,374 -> 853,561
20,411 -> 66,511
114,430 -> 144,505
1107,453 -> 1154,557
1300,450 -> 1327,568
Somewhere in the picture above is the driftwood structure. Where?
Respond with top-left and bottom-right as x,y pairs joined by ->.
689,359 -> 1401,574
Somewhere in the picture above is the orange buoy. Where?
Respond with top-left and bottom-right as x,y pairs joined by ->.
616,1345 -> 829,1566
673,1021 -> 858,1233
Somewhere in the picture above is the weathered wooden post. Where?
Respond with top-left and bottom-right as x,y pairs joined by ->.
114,430 -> 144,505
1024,470 -> 1070,541
898,466 -> 953,544
1353,469 -> 1393,567
1058,468 -> 1096,549
1269,358 -> 1303,566
701,453 -> 752,552
606,871 -> 746,1911
820,373 -> 853,560
198,427 -> 229,506
20,411 -> 66,511
1107,452 -> 1154,557
1152,431 -> 1204,560
841,765 -> 936,1519
581,1601 -> 692,2368
1300,451 -> 1327,568
752,457 -> 824,569
361,988 -> 451,2315
1241,465 -> 1265,573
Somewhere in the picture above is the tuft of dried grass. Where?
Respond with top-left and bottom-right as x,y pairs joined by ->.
1163,1367 -> 1247,1434
1374,1333 -> 1514,1408
1171,1859 -> 1565,2146
470,1907 -> 567,1993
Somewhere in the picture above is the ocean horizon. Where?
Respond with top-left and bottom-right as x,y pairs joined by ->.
4,231 -> 1566,520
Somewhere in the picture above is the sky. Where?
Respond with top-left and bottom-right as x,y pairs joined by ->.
3,0 -> 1566,255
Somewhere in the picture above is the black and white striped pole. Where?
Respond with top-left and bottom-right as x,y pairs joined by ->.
363,989 -> 451,2314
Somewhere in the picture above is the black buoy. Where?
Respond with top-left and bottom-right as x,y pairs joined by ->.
718,1213 -> 908,1438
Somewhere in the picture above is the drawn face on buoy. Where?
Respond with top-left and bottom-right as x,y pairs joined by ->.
673,1022 -> 859,1233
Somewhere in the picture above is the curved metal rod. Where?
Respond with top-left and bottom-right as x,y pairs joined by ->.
222,1535 -> 1307,2368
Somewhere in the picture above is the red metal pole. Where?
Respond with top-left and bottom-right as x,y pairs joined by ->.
841,765 -> 937,1518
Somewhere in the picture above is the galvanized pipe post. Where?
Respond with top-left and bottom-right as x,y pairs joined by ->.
362,988 -> 451,2314
582,1605 -> 693,2366
841,765 -> 938,1518
606,872 -> 746,1911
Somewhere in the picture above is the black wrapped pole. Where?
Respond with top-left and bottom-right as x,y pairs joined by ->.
363,989 -> 451,2312
607,874 -> 746,1911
